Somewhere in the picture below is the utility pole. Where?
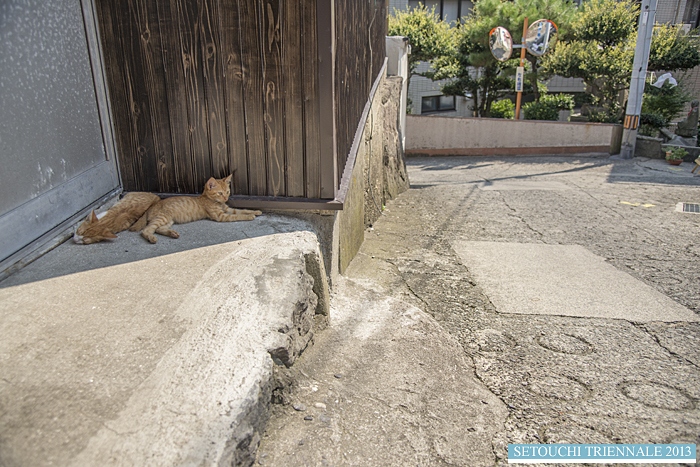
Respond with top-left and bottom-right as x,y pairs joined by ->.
619,0 -> 658,159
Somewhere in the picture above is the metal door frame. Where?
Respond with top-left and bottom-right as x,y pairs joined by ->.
0,0 -> 122,279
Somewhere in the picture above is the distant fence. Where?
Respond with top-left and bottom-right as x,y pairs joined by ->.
405,115 -> 623,156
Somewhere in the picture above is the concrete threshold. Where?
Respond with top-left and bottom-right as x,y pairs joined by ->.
0,216 -> 330,466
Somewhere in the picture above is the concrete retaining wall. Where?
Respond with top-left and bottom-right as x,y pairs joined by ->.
405,115 -> 623,156
280,70 -> 409,284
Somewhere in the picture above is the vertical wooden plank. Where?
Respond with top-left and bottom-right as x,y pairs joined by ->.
317,0 -> 336,199
261,0 -> 286,196
374,0 -> 387,83
218,0 -> 249,195
95,0 -> 140,190
302,0 -> 321,199
282,0 -> 305,198
334,0 -> 349,186
176,0 -> 212,190
138,0 -> 177,192
332,0 -> 386,191
240,0 -> 267,196
201,0 -> 228,179
157,0 -> 196,192
116,0 -> 164,191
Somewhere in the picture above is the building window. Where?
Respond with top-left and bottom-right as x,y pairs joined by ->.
421,95 -> 456,113
408,0 -> 473,23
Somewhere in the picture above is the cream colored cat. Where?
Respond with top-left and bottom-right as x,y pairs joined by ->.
136,175 -> 261,244
73,192 -> 161,244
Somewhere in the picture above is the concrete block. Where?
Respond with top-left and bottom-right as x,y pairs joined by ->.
0,231 -> 326,467
635,135 -> 664,159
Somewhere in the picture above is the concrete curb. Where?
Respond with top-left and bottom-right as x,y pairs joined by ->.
0,230 -> 328,467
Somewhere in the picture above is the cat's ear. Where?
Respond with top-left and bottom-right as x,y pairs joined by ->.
104,232 -> 117,239
206,177 -> 217,190
224,174 -> 233,185
89,210 -> 99,223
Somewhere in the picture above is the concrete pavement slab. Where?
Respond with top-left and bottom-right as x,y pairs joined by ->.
257,278 -> 507,466
0,215 -> 328,467
451,241 -> 699,322
636,157 -> 699,178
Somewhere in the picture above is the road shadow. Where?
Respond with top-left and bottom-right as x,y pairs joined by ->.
406,155 -> 700,187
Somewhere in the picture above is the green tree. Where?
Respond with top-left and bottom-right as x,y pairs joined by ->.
541,0 -> 700,121
388,4 -> 454,93
433,0 -> 576,117
436,15 -> 514,117
648,23 -> 700,72
540,0 -> 638,120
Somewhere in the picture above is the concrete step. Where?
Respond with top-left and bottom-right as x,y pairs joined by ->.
0,226 -> 329,467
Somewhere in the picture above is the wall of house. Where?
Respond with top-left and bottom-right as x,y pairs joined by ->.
95,0 -> 325,198
405,115 -> 623,156
409,71 -> 473,117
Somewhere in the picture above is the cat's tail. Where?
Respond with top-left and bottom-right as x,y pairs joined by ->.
129,195 -> 160,232
129,213 -> 148,232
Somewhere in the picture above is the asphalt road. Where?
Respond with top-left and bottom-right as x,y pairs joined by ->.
260,156 -> 700,466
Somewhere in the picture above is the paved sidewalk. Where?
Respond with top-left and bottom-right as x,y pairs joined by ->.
259,155 -> 700,466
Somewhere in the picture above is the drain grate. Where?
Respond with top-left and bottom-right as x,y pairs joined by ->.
682,203 -> 700,213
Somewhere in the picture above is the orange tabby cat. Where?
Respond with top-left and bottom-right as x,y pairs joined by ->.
136,174 -> 261,244
73,192 -> 161,244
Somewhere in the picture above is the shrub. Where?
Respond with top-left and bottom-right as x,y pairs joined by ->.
587,109 -> 621,123
573,92 -> 595,108
523,94 -> 575,121
638,113 -> 666,136
490,99 -> 515,119
642,80 -> 691,125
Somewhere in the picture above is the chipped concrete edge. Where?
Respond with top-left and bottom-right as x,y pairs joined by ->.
67,231 -> 331,467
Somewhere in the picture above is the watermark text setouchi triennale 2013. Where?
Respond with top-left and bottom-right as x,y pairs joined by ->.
508,444 -> 696,463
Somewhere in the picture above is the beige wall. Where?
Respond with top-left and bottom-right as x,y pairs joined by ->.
405,115 -> 623,156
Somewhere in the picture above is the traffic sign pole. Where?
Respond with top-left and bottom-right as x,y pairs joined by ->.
514,17 -> 529,120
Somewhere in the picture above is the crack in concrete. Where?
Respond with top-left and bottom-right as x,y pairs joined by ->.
383,258 -> 432,312
501,195 -> 546,240
567,178 -> 627,220
637,322 -> 700,371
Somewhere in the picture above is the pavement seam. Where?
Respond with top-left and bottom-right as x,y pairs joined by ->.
636,322 -> 700,371
387,247 -> 511,466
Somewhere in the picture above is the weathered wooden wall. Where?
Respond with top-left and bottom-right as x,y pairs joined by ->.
96,0 -> 321,197
334,0 -> 387,186
96,0 -> 387,203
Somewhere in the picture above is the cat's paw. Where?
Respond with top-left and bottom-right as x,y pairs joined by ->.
254,210 -> 262,215
169,231 -> 179,239
147,236 -> 158,244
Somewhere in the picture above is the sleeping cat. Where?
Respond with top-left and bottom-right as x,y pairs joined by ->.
73,192 -> 161,244
136,174 -> 262,244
